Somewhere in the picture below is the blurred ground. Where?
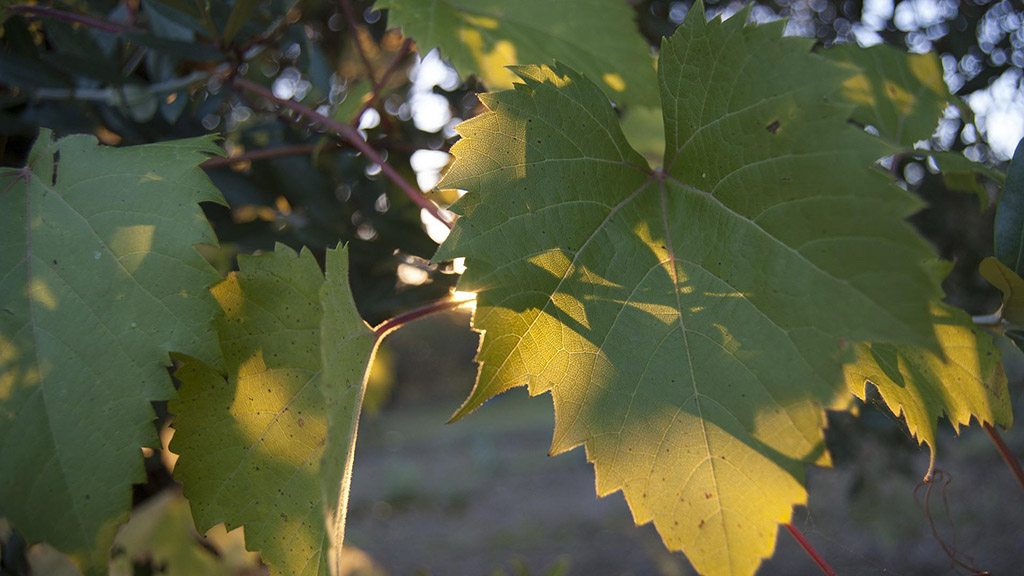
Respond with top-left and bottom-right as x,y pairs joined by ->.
343,309 -> 1024,576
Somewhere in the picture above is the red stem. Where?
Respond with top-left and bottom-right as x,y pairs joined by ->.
784,523 -> 838,576
373,299 -> 469,338
984,422 -> 1024,492
352,38 -> 414,124
340,0 -> 378,85
7,5 -> 141,34
232,76 -> 452,229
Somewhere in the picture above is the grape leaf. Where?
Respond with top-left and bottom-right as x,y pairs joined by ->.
375,0 -> 658,106
170,244 -> 377,576
845,301 -> 1012,472
980,256 -> 1024,324
994,138 -> 1024,275
823,44 -> 948,146
0,130 -> 224,571
433,6 -> 944,575
823,44 -> 1000,207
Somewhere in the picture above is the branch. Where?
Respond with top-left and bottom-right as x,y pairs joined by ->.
352,38 -> 414,124
30,70 -> 210,102
7,5 -> 142,34
340,0 -> 378,85
232,76 -> 453,229
784,524 -> 837,576
984,422 -> 1024,492
373,298 -> 472,339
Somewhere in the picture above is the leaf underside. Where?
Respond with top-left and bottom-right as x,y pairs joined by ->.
435,5 -> 945,576
0,130 -> 224,572
375,0 -> 659,106
170,245 -> 376,576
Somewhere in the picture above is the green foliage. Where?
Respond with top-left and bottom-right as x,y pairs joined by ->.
994,138 -> 1024,274
845,300 -> 1012,466
822,43 -> 1002,207
434,5 -> 952,574
170,245 -> 376,576
0,130 -> 223,572
0,2 -> 1020,576
823,44 -> 949,147
375,0 -> 658,105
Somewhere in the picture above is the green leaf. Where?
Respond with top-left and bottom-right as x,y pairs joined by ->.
845,301 -> 1012,471
980,256 -> 1024,324
822,44 -> 1002,208
111,491 -> 223,576
170,244 -> 377,576
375,0 -> 658,106
823,44 -> 949,146
223,0 -> 260,45
928,150 -> 1004,210
0,130 -> 224,572
434,6 -> 942,575
994,138 -> 1024,275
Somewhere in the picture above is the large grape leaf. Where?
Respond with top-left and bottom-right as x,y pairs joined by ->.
845,300 -> 1012,473
375,0 -> 658,106
0,130 -> 223,572
170,244 -> 377,576
433,5 -> 944,576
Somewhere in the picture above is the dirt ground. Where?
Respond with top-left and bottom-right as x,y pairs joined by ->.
343,311 -> 1024,576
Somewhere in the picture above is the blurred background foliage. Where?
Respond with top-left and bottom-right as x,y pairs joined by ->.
1,0 -> 1023,574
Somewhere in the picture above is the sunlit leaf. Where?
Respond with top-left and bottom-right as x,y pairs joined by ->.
0,130 -> 224,572
980,256 -> 1024,324
434,5 -> 943,575
375,0 -> 658,105
109,491 -> 238,576
845,300 -> 1012,471
823,43 -> 949,146
170,244 -> 377,576
823,44 -> 1001,207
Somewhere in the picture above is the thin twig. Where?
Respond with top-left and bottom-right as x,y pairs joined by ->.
984,422 -> 1024,492
784,524 -> 837,576
373,298 -> 471,338
7,5 -> 142,34
352,38 -> 414,124
232,76 -> 453,228
340,0 -> 378,85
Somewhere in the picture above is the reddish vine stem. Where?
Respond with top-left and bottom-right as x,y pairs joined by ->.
373,299 -> 470,338
7,5 -> 142,34
352,38 -> 415,124
784,524 -> 838,576
984,422 -> 1024,492
340,0 -> 378,85
232,76 -> 453,228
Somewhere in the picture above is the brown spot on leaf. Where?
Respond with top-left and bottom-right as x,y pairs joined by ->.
766,120 -> 781,134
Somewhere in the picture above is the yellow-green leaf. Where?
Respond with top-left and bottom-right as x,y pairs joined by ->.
170,245 -> 377,576
980,256 -> 1024,324
434,5 -> 943,575
845,302 -> 1012,472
